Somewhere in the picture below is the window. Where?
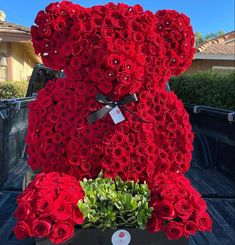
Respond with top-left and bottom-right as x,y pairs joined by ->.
0,53 -> 7,82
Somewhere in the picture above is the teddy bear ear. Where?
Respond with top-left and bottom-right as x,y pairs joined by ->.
31,1 -> 86,71
154,10 -> 195,77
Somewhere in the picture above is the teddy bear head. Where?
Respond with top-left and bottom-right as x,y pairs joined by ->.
31,1 -> 195,96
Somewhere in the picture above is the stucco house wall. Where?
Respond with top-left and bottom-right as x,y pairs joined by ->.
187,59 -> 235,74
9,43 -> 35,81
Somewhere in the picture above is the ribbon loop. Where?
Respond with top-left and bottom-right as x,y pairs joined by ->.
119,93 -> 138,105
96,94 -> 113,105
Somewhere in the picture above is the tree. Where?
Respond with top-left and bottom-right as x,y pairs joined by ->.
195,30 -> 225,46
195,32 -> 204,46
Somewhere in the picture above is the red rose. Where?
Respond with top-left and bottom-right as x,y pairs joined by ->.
45,2 -> 59,13
175,199 -> 193,220
82,50 -> 93,64
184,221 -> 197,236
98,80 -> 113,94
13,221 -> 31,240
126,170 -> 140,182
38,25 -> 51,38
49,221 -> 74,244
102,157 -> 113,170
77,8 -> 87,21
17,188 -> 35,204
27,156 -> 40,171
79,147 -> 92,160
92,144 -> 104,156
90,68 -> 104,82
164,221 -> 184,240
72,42 -> 83,56
70,56 -> 82,70
104,17 -> 113,27
133,31 -> 144,43
147,214 -> 163,232
88,156 -> 102,177
196,212 -> 212,231
71,207 -> 84,225
35,10 -> 47,25
68,5 -> 81,19
92,5 -> 106,17
190,193 -> 207,212
32,219 -> 52,237
36,197 -> 53,214
51,197 -> 72,220
101,28 -> 115,40
118,72 -> 131,84
82,20 -> 94,33
67,139 -> 80,154
108,54 -> 123,69
94,49 -> 108,65
54,17 -> 67,32
156,201 -> 176,220
14,203 -> 31,220
113,146 -> 125,158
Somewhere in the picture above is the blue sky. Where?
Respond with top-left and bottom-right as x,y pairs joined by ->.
0,0 -> 234,35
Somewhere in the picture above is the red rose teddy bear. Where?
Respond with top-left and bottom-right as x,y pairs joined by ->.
13,1 -> 212,243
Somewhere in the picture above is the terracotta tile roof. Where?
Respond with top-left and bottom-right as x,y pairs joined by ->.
198,43 -> 235,55
197,31 -> 235,55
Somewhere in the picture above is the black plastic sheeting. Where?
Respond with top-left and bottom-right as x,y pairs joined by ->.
0,65 -> 61,187
185,104 -> 235,183
0,98 -> 34,186
185,104 -> 235,245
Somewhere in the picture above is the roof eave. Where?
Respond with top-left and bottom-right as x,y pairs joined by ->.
0,32 -> 31,42
194,53 -> 235,61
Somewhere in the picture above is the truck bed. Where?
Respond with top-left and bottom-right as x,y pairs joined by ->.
0,93 -> 234,244
0,160 -> 234,245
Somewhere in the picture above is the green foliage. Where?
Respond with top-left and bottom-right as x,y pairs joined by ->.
170,71 -> 235,110
0,81 -> 28,99
78,173 -> 153,230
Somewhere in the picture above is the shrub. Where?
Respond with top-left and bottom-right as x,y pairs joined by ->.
0,81 -> 28,100
170,71 -> 235,110
78,173 -> 153,230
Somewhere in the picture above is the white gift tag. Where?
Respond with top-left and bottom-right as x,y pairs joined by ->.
109,106 -> 125,124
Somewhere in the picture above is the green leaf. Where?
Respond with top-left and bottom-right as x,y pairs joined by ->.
77,172 -> 153,230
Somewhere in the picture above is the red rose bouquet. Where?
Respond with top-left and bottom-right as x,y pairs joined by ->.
148,173 -> 212,239
13,172 -> 84,244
